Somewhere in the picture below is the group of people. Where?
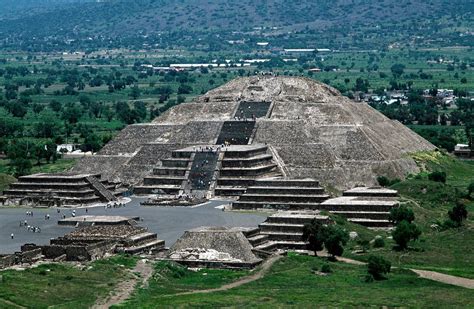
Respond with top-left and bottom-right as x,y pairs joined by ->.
19,219 -> 41,233
105,201 -> 124,209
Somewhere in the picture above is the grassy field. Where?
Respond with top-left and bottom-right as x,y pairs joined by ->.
0,255 -> 135,308
117,255 -> 473,308
342,151 -> 474,279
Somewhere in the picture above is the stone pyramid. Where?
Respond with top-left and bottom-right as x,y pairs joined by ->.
72,76 -> 435,190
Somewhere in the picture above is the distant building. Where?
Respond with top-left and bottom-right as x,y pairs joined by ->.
57,144 -> 79,153
454,144 -> 473,158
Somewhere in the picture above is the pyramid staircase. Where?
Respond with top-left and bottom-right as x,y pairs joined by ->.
231,179 -> 330,210
117,231 -> 166,255
243,212 -> 329,255
134,149 -> 194,195
214,145 -> 281,196
319,187 -> 399,228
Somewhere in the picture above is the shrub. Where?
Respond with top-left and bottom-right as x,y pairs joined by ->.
367,255 -> 391,280
447,200 -> 468,227
392,220 -> 421,250
376,176 -> 401,187
323,225 -> 350,259
389,206 -> 415,224
468,181 -> 474,197
377,176 -> 390,187
302,219 -> 325,256
357,238 -> 370,252
428,171 -> 446,183
373,237 -> 385,248
321,264 -> 332,273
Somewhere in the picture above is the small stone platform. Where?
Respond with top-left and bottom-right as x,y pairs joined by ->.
2,172 -> 124,207
58,215 -> 140,226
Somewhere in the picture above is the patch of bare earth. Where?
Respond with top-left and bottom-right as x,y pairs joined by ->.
92,259 -> 153,309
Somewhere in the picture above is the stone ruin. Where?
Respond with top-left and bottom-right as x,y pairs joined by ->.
2,173 -> 126,207
71,76 -> 435,195
168,227 -> 262,269
0,218 -> 165,269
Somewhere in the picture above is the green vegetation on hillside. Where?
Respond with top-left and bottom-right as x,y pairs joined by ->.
0,256 -> 133,308
343,151 -> 474,278
117,255 -> 472,307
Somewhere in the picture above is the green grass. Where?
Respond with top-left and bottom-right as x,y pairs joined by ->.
343,151 -> 474,279
115,261 -> 249,308
118,255 -> 473,307
0,256 -> 134,309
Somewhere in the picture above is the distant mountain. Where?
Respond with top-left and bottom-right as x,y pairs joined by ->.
0,0 -> 93,20
0,0 -> 471,51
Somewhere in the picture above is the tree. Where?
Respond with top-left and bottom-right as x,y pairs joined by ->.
428,171 -> 446,183
392,220 -> 421,250
49,100 -> 62,113
390,64 -> 405,78
447,200 -> 468,227
302,219 -> 325,255
367,255 -> 391,280
389,206 -> 415,225
323,225 -> 349,258
130,85 -> 141,99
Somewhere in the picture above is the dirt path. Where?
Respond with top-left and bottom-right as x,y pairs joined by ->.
92,259 -> 153,309
173,254 -> 282,296
331,254 -> 474,290
410,269 -> 474,289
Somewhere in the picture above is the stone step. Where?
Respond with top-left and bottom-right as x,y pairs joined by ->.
3,189 -> 96,198
247,234 -> 269,247
347,218 -> 392,228
219,163 -> 277,177
222,145 -> 268,158
254,179 -> 320,188
238,194 -> 329,203
245,186 -> 325,195
232,201 -> 323,211
134,185 -> 181,195
221,154 -> 273,168
153,167 -> 188,176
330,211 -> 391,220
259,222 -> 305,233
266,213 -> 329,225
260,231 -> 303,242
121,239 -> 165,255
162,158 -> 190,168
214,186 -> 247,196
343,187 -> 398,198
239,227 -> 261,238
126,232 -> 158,246
143,176 -> 185,185
216,178 -> 256,186
318,202 -> 397,212
254,241 -> 278,252
9,182 -> 91,189
254,240 -> 308,251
